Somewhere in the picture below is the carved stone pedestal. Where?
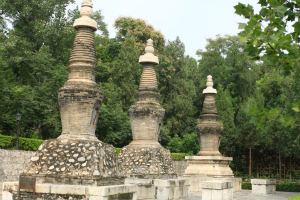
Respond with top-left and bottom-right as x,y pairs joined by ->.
184,156 -> 233,178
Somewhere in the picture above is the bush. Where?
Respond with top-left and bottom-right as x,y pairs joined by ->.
18,137 -> 43,151
277,182 -> 300,192
0,134 -> 43,151
171,153 -> 186,161
242,181 -> 300,192
0,134 -> 15,149
181,133 -> 200,155
242,182 -> 252,190
167,133 -> 199,154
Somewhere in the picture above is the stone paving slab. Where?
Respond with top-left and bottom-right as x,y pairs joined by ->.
187,190 -> 299,200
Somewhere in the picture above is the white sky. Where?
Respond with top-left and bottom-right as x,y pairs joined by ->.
72,0 -> 261,58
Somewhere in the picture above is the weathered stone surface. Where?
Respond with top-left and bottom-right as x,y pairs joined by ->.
20,0 -> 123,186
0,150 -> 34,200
202,181 -> 233,200
118,146 -> 175,178
184,75 -> 236,194
22,138 -> 120,185
3,182 -> 137,200
119,39 -> 175,178
125,178 -> 189,200
184,156 -> 233,177
251,179 -> 276,195
197,75 -> 223,156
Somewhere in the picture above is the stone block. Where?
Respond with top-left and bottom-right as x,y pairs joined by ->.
2,191 -> 12,200
251,179 -> 276,194
125,177 -> 189,200
35,184 -> 51,193
50,184 -> 86,195
202,181 -> 233,200
202,181 -> 233,190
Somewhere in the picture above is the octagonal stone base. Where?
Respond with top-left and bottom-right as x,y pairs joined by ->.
22,137 -> 122,186
184,156 -> 234,177
118,144 -> 176,179
183,156 -> 239,195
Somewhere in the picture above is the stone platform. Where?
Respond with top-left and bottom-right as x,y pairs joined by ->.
3,182 -> 137,200
183,176 -> 241,195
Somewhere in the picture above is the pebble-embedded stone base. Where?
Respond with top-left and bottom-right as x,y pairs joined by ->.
22,138 -> 122,185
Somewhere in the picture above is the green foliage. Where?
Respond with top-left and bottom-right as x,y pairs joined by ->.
242,182 -> 252,190
0,134 -> 14,149
167,133 -> 199,154
0,134 -> 43,151
241,181 -> 300,192
276,182 -> 300,192
115,148 -> 122,154
19,137 -> 43,151
234,0 -> 300,73
114,17 -> 165,53
170,153 -> 186,161
289,196 -> 300,200
160,37 -> 198,140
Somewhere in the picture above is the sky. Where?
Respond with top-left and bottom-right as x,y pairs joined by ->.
71,0 -> 261,58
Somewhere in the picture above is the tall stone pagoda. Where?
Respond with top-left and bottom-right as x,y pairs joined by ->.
184,75 -> 236,193
118,39 -> 175,178
21,0 -> 120,185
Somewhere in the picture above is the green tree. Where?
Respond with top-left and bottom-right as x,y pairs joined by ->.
114,17 -> 165,53
235,0 -> 299,73
159,37 -> 198,139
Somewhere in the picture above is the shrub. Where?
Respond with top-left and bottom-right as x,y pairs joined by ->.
181,133 -> 200,155
242,181 -> 252,190
0,134 -> 43,151
167,133 -> 199,155
242,181 -> 300,192
0,134 -> 15,149
171,153 -> 186,161
277,182 -> 300,192
18,137 -> 43,151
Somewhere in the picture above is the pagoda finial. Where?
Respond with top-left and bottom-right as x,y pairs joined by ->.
73,0 -> 97,30
139,38 -> 159,64
203,75 -> 217,94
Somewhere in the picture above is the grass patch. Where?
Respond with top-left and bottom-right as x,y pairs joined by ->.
288,196 -> 300,200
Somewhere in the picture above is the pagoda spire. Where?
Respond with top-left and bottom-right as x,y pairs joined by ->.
196,75 -> 223,156
58,0 -> 102,140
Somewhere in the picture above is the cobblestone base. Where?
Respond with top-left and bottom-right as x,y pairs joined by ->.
118,144 -> 176,178
22,138 -> 121,185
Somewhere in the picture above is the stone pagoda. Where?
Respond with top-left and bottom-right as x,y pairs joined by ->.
21,0 -> 120,186
118,39 -> 175,178
184,75 -> 240,194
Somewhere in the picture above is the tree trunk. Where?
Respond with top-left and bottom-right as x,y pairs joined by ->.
249,146 -> 252,178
